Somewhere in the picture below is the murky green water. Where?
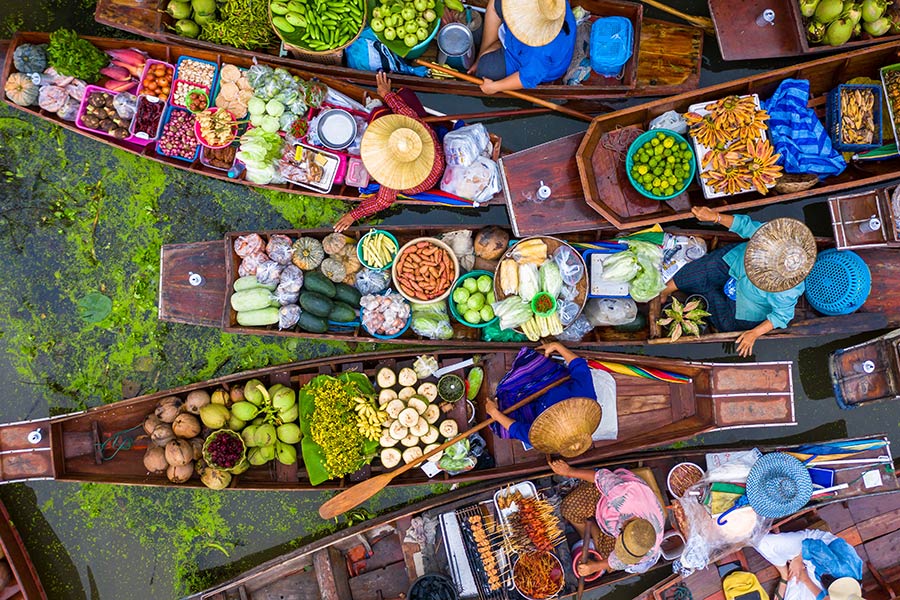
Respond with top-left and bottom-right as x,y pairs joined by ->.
0,2 -> 898,599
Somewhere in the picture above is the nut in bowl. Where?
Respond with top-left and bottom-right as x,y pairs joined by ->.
195,107 -> 237,149
391,237 -> 459,303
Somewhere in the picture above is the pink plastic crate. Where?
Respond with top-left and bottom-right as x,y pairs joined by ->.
137,59 -> 174,102
75,85 -> 143,144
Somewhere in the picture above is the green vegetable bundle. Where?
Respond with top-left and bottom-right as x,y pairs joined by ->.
270,0 -> 366,52
46,29 -> 109,83
199,0 -> 274,50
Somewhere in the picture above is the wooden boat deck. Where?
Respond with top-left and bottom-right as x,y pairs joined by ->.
94,0 -> 704,100
829,185 -> 899,250
830,328 -> 900,409
0,348 -> 796,490
0,499 -> 48,599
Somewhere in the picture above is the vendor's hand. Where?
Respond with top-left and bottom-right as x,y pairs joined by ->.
467,54 -> 481,75
538,341 -> 565,357
480,77 -> 500,95
376,71 -> 392,98
691,206 -> 721,224
735,329 -> 759,357
775,563 -> 788,580
788,555 -> 805,581
576,559 -> 603,578
333,212 -> 356,233
548,458 -> 573,478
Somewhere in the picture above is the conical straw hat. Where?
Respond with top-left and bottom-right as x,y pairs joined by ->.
528,397 -> 601,458
361,114 -> 434,191
614,518 -> 656,564
744,218 -> 817,292
502,0 -> 566,47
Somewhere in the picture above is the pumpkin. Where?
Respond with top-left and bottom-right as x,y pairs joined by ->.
13,44 -> 48,74
5,73 -> 39,107
291,237 -> 325,270
320,257 -> 347,283
322,232 -> 353,256
342,251 -> 362,276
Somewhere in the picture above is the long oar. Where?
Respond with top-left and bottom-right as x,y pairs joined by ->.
413,60 -> 594,123
636,0 -> 715,35
575,519 -> 594,600
318,376 -> 571,520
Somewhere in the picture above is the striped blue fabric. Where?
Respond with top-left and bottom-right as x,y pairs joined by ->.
763,79 -> 846,177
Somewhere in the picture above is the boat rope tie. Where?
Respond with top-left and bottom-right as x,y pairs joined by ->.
663,584 -> 693,600
96,424 -> 144,461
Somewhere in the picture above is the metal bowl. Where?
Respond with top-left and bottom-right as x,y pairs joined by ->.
316,108 -> 357,150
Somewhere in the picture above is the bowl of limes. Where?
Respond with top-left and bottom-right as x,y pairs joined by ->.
626,129 -> 696,201
449,270 -> 498,328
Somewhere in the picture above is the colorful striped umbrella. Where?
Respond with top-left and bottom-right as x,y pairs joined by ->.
785,438 -> 888,464
586,359 -> 690,384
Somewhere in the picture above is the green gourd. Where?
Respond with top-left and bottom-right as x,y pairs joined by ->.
236,307 -> 280,326
297,311 -> 328,333
328,301 -> 357,323
303,271 -> 337,297
299,291 -> 333,317
333,283 -> 362,307
230,288 -> 275,312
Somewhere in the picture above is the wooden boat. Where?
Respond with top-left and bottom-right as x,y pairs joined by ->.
184,435 -> 898,600
160,224 -> 891,348
499,41 -> 900,235
1,32 -> 504,209
93,0 -> 704,101
708,0 -> 900,61
0,346 -> 798,490
0,499 -> 48,599
830,328 -> 900,409
637,487 -> 900,600
828,183 -> 899,250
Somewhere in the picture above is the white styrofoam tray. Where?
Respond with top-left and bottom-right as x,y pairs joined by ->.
493,481 -> 537,526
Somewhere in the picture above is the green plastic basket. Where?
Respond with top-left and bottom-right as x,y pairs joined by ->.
625,129 -> 696,201
448,270 -> 498,329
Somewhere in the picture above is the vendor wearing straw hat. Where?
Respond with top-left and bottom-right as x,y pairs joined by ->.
549,459 -> 665,575
467,0 -> 576,94
333,72 -> 444,232
659,206 -> 817,357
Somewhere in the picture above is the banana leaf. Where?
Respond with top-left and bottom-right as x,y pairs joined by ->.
301,437 -> 332,486
367,0 -> 444,58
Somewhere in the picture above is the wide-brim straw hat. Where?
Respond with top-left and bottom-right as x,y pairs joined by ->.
361,114 -> 434,191
745,452 -> 813,518
528,397 -> 601,458
502,0 -> 566,47
828,578 -> 864,600
614,518 -> 655,565
744,218 -> 817,292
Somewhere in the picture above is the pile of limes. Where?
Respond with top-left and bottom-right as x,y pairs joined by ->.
629,131 -> 694,198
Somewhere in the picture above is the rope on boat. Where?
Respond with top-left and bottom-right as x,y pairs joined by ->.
663,583 -> 693,600
599,126 -> 643,163
96,424 -> 144,461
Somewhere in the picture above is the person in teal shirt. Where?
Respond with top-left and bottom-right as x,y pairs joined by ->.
660,206 -> 816,357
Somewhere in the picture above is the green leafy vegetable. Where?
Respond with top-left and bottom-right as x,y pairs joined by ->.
540,261 -> 563,298
46,29 -> 109,83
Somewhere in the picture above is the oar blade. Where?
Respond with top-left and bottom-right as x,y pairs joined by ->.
318,472 -> 394,520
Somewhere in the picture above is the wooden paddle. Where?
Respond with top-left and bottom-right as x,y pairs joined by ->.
318,376 -> 571,520
413,60 -> 594,123
422,107 -> 552,123
636,0 -> 715,35
575,519 -> 594,600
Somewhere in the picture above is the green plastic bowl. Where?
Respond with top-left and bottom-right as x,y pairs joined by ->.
625,129 -> 696,201
357,229 -> 399,271
449,270 -> 498,329
531,291 -> 557,317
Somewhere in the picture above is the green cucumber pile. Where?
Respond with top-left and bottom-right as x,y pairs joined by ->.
270,0 -> 365,52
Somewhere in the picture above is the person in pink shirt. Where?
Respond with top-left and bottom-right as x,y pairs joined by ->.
550,459 -> 665,574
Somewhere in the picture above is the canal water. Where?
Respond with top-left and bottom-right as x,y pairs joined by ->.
0,1 -> 898,598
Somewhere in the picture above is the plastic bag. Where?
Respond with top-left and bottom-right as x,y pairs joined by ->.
443,124 -> 490,167
273,286 -> 300,306
440,157 -> 500,204
113,92 -> 138,120
438,439 -> 477,475
661,234 -> 707,282
238,251 -> 268,277
439,230 -> 475,272
246,64 -> 274,89
650,110 -> 688,135
266,234 -> 294,265
355,268 -> 391,295
256,260 -> 284,287
560,284 -> 578,301
553,245 -> 585,286
56,96 -> 80,121
492,296 -> 533,330
481,321 -> 529,342
410,301 -> 454,340
345,28 -> 430,76
555,315 -> 594,342
556,300 -> 580,326
278,304 -> 301,329
584,297 -> 637,326
517,263 -> 540,302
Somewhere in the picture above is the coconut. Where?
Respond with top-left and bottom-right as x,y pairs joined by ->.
185,390 -> 211,414
143,413 -> 163,436
143,446 -> 168,473
199,403 -> 230,429
151,424 -> 176,447
167,462 -> 194,483
825,16 -> 855,45
155,396 -> 183,423
815,0 -> 844,21
165,439 -> 194,467
861,0 -> 887,22
210,388 -> 229,406
474,226 -> 510,260
172,413 -> 201,439
201,467 -> 232,490
231,401 -> 259,422
243,379 -> 266,405
189,437 -> 204,461
228,386 -> 245,404
800,0 -> 821,17
863,15 -> 891,34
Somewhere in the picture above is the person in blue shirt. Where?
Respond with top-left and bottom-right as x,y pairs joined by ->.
468,0 -> 576,94
485,342 -> 596,444
660,206 -> 817,357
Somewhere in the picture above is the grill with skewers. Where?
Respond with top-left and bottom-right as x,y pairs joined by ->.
455,504 -> 511,600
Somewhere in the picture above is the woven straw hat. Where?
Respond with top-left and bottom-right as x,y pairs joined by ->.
828,578 -> 864,600
614,518 -> 655,565
745,452 -> 813,518
361,114 -> 434,191
502,0 -> 566,47
744,218 -> 817,292
528,397 -> 601,458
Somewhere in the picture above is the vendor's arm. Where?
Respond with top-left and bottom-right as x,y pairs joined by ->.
549,458 -> 595,483
334,187 -> 399,231
485,398 -> 515,430
735,319 -> 774,357
480,72 -> 523,95
789,555 -> 825,599
539,341 -> 579,364
576,556 -> 609,577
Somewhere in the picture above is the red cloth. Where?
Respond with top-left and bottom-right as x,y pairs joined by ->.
348,91 -> 444,221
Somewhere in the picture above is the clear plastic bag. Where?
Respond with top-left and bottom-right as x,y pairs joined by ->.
560,285 -> 578,301
410,301 -> 454,340
238,251 -> 268,277
266,234 -> 294,265
56,96 -> 80,122
278,304 -> 301,329
443,124 -> 491,167
556,300 -> 580,326
355,268 -> 391,295
649,110 -> 688,135
113,92 -> 138,120
584,297 -> 638,326
553,245 -> 585,286
439,230 -> 475,272
555,315 -> 594,342
439,157 -> 500,203
256,260 -> 284,288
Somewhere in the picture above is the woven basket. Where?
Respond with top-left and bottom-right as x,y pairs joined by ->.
774,173 -> 819,194
268,4 -> 365,66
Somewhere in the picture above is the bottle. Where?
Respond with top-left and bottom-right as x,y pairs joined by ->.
859,216 -> 881,233
756,9 -> 775,26
853,360 -> 876,374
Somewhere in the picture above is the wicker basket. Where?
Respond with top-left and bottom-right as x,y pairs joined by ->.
774,173 -> 819,194
268,4 -> 366,66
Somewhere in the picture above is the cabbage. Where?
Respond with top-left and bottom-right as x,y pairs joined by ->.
517,263 -> 540,302
411,301 -> 453,340
602,252 -> 639,282
540,261 -> 563,298
247,96 -> 266,116
492,296 -> 532,330
625,240 -> 663,269
630,264 -> 664,302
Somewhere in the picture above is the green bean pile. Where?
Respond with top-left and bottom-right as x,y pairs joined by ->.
199,0 -> 275,51
270,0 -> 365,52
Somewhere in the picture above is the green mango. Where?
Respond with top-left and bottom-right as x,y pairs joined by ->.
276,422 -> 302,444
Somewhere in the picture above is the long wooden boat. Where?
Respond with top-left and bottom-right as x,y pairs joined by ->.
708,0 -> 900,61
0,499 -> 48,599
0,346 -> 798,490
94,0 -> 704,101
160,224 -> 892,348
830,328 -> 900,409
1,32 -> 504,209
636,487 -> 900,600
499,41 -> 900,236
184,435 -> 897,600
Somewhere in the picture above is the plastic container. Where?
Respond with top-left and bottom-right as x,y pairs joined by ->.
282,142 -> 341,193
826,84 -> 882,152
185,87 -> 210,114
357,229 -> 399,271
804,248 -> 872,316
530,291 -> 557,317
194,107 -> 237,148
882,64 -> 900,147
345,156 -> 370,187
583,246 -> 631,298
75,85 -> 141,143
155,104 -> 201,163
137,59 -> 175,101
200,144 -> 238,172
493,480 -> 537,525
316,108 -> 357,150
449,270 -> 498,328
170,79 -> 210,110
129,95 -> 166,144
174,55 -> 218,93
403,15 -> 441,60
360,308 -> 411,339
571,541 -> 605,582
625,129 -> 696,201
590,16 -> 634,77
667,462 -> 704,498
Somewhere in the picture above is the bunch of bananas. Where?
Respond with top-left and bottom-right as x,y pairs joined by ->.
701,139 -> 782,195
703,95 -> 760,129
355,397 -> 388,441
840,88 -> 876,145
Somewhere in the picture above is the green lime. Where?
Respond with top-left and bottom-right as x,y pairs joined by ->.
663,137 -> 674,148
679,142 -> 688,150
651,138 -> 660,146
656,132 -> 665,140
637,165 -> 649,175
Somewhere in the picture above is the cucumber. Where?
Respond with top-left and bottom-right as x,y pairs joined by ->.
231,288 -> 274,312
299,291 -> 334,317
303,271 -> 336,298
234,275 -> 276,292
333,283 -> 362,307
297,311 -> 328,333
236,307 -> 279,326
285,12 -> 306,26
328,301 -> 357,323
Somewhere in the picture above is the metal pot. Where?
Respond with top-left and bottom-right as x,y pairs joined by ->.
315,108 -> 357,150
436,23 -> 475,71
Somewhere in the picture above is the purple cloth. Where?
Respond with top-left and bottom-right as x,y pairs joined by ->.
490,347 -> 568,439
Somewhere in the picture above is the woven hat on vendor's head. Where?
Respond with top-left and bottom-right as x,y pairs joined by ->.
614,518 -> 655,565
745,452 -> 813,518
744,218 -> 817,292
502,0 -> 566,47
528,397 -> 601,458
828,578 -> 865,600
361,114 -> 434,190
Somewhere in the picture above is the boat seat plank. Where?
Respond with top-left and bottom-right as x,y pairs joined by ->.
681,565 -> 728,600
617,394 -> 670,416
313,547 -> 351,600
857,508 -> 900,543
158,241 -> 227,328
632,467 -> 667,512
847,490 -> 900,523
713,393 -> 794,428
816,502 -> 857,534
636,21 -> 702,94
352,532 -> 405,575
863,530 -> 900,571
708,0 -> 803,60
0,452 -> 53,482
711,364 -> 791,394
0,422 -> 50,453
348,561 -> 409,600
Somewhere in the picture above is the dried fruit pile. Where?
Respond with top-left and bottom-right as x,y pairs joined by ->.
885,70 -> 900,136
839,87 -> 877,146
